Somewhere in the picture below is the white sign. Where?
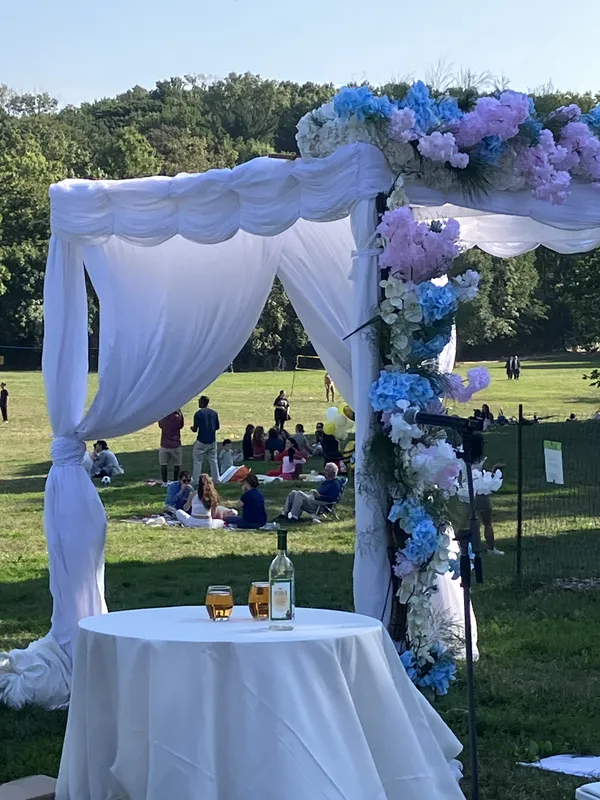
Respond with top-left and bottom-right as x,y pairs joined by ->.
544,440 -> 564,485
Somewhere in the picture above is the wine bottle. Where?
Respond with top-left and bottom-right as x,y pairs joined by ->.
268,530 -> 295,630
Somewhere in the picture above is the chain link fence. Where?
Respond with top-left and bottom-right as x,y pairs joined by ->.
516,405 -> 600,581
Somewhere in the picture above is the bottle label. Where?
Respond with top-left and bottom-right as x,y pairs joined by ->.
269,579 -> 293,620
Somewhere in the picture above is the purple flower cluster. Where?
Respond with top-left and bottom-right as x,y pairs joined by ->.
445,366 -> 491,403
377,207 -> 460,283
557,121 -> 600,181
454,91 -> 531,149
517,129 -> 571,204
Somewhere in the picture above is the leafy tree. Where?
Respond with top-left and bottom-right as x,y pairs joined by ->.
99,127 -> 162,178
455,249 -> 545,347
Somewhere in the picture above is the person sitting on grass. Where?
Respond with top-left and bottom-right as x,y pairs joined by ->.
90,440 -> 124,479
242,424 -> 255,461
293,423 -> 311,457
226,473 -> 267,529
218,439 -> 234,475
279,462 -> 343,522
163,471 -> 193,514
252,425 -> 266,460
321,431 -> 343,468
176,474 -> 228,529
281,442 -> 306,481
312,422 -> 325,456
265,427 -> 285,460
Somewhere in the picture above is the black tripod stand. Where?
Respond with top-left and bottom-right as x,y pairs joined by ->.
455,425 -> 484,800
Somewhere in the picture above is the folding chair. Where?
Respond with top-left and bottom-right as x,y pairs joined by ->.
314,477 -> 348,521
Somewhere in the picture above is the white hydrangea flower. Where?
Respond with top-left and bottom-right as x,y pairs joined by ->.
389,409 -> 423,448
457,468 -> 503,501
452,270 -> 480,303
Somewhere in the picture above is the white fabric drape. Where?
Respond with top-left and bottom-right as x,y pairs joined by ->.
0,233 -> 281,710
277,218 -> 354,404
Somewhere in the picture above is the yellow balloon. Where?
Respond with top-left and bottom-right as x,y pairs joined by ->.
323,422 -> 336,435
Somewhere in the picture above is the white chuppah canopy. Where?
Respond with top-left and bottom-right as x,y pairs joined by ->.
2,141 -> 600,711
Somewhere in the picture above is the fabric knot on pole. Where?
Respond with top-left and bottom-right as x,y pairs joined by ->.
51,436 -> 86,467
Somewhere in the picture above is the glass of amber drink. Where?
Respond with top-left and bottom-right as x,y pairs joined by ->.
248,582 -> 269,620
205,585 -> 234,621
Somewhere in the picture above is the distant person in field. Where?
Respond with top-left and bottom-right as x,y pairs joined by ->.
176,474 -> 225,529
273,390 -> 290,432
505,358 -> 513,380
0,382 -> 8,423
480,403 -> 494,431
218,439 -> 235,475
242,424 -> 255,461
461,433 -> 504,556
252,425 -> 266,460
191,396 -> 220,486
293,423 -> 311,457
163,470 -> 193,514
90,440 -> 124,479
281,441 -> 306,481
566,413 -> 577,422
279,462 -> 343,521
265,427 -> 285,460
324,373 -> 335,403
158,409 -> 184,484
226,474 -> 267,529
511,355 -> 521,380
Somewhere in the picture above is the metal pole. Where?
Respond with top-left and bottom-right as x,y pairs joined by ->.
516,403 -> 524,579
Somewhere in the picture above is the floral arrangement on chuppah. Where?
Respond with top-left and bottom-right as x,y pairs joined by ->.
293,81 -> 551,693
297,80 -> 600,204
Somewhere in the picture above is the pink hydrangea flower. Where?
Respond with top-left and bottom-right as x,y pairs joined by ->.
417,131 -> 469,168
377,207 -> 460,283
390,108 -> 418,143
518,130 -> 571,204
454,91 -> 531,149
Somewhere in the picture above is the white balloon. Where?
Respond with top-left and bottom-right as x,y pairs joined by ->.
325,406 -> 339,422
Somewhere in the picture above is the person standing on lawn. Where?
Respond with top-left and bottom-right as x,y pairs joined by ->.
191,396 -> 220,486
0,383 -> 8,423
158,409 -> 184,485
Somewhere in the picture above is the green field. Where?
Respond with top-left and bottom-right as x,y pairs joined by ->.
1,357 -> 600,798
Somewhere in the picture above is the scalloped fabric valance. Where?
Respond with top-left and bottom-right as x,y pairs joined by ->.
50,142 -> 600,257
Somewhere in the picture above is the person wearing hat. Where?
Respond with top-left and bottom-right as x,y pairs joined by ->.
90,440 -> 124,479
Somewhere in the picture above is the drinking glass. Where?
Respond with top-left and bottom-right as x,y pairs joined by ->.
248,582 -> 270,620
205,585 -> 234,621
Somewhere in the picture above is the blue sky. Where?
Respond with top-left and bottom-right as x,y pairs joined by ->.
2,0 -> 600,106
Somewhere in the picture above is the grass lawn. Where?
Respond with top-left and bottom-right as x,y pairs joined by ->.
1,356 -> 600,798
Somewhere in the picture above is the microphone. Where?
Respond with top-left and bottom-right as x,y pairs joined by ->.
403,408 -> 484,433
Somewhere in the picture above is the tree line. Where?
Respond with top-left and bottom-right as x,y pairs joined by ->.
1,73 -> 599,363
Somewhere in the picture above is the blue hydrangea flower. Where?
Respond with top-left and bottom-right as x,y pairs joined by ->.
583,104 -> 600,134
473,135 -> 507,166
403,518 -> 439,565
419,657 -> 457,695
437,96 -> 463,125
400,649 -> 417,680
369,370 -> 434,413
399,80 -> 440,133
333,85 -> 394,120
411,333 -> 451,362
416,282 -> 458,325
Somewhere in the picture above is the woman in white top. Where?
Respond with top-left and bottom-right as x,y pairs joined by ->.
176,474 -> 225,528
281,442 -> 306,481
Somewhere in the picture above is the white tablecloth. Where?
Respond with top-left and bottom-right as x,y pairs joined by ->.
56,607 -> 465,800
